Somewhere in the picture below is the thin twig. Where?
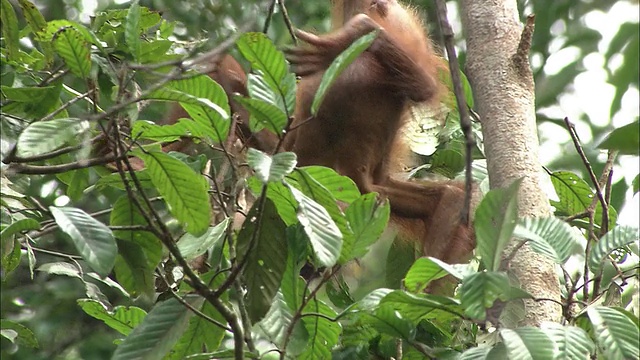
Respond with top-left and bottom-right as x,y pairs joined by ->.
563,117 -> 609,226
3,135 -> 104,164
591,151 -> 617,295
7,154 -> 121,175
263,0 -> 277,34
23,245 -> 83,260
40,89 -> 97,122
108,225 -> 154,231
278,0 -> 297,44
157,271 -> 232,332
433,0 -> 476,225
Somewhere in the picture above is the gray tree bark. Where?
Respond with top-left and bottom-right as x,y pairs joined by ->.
460,0 -> 562,325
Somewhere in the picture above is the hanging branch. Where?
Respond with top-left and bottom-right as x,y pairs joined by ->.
433,0 -> 476,225
264,0 -> 297,44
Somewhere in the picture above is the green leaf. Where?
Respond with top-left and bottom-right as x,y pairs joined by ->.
246,149 -> 297,184
237,198 -> 287,323
403,257 -> 449,293
168,273 -> 228,358
43,19 -> 103,51
257,291 -> 308,352
286,183 -> 342,267
633,174 -> 639,195
460,70 -> 474,108
0,218 -> 40,241
345,290 -> 390,316
236,32 -> 288,93
246,71 -> 297,118
37,261 -> 81,278
588,226 -> 639,273
459,272 -> 513,320
386,239 -> 419,289
280,225 -> 308,311
257,180 -> 298,226
605,23 -> 637,60
500,327 -> 556,360
287,169 -> 353,264
159,19 -> 174,38
298,166 -> 361,203
112,295 -> 203,360
1,238 -> 21,279
474,179 -> 520,271
66,167 -> 90,202
16,118 -> 89,158
50,206 -> 117,277
430,148 -> 465,178
261,293 -> 311,357
299,299 -> 341,360
177,219 -> 229,260
1,85 -> 56,102
113,241 -> 152,298
541,322 -> 595,359
17,0 -> 46,35
513,216 -> 581,263
52,26 -> 91,79
17,0 -> 53,64
125,0 -> 141,61
138,39 -> 174,64
326,274 -> 355,308
86,272 -> 129,297
550,171 -> 617,230
136,150 -> 210,236
439,67 -> 475,109
145,74 -> 230,143
131,119 -> 196,143
233,96 -> 288,135
345,193 -> 390,260
167,301 -> 227,359
597,121 -> 640,156
459,346 -> 493,359
2,81 -> 63,118
587,306 -> 639,360
0,320 -> 38,348
96,170 -> 153,190
109,195 -> 162,262
1,0 -> 19,62
78,299 -> 147,336
365,304 -> 415,340
379,290 -> 463,323
312,30 -> 378,115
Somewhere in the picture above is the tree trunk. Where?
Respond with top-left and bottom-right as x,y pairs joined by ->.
460,0 -> 562,325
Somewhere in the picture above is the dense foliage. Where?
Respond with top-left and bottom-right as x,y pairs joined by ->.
1,1 -> 638,359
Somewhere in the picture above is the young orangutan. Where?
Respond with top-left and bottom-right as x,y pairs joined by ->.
284,0 -> 474,264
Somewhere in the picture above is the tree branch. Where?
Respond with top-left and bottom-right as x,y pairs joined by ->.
434,0 -> 476,225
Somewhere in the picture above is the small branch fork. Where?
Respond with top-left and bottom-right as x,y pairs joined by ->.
563,117 -> 617,301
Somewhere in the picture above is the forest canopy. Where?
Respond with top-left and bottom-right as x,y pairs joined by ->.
1,0 -> 638,359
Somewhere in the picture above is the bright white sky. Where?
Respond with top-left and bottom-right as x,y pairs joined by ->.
76,0 -> 639,226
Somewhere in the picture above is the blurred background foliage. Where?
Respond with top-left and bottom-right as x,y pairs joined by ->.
1,0 -> 638,358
